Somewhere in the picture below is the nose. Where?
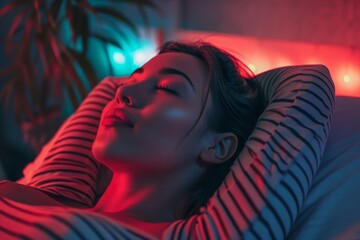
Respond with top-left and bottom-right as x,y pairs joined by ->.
115,79 -> 145,108
115,82 -> 134,106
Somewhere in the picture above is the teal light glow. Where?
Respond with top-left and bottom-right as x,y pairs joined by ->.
101,28 -> 159,76
133,47 -> 157,66
113,52 -> 126,64
107,42 -> 157,76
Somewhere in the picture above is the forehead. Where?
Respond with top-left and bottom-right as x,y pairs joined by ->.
142,52 -> 209,84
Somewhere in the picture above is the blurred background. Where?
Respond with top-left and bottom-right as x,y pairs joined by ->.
0,0 -> 359,180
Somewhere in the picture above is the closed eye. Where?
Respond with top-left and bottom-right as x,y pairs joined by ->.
156,84 -> 178,95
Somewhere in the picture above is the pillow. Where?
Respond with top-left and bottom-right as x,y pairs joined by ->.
19,64 -> 335,239
288,96 -> 360,239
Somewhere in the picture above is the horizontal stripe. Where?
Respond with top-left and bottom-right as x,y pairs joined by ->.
11,65 -> 334,239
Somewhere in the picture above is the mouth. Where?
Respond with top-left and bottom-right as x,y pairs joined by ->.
102,108 -> 134,127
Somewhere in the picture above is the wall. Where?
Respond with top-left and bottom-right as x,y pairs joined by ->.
170,0 -> 360,97
179,0 -> 360,48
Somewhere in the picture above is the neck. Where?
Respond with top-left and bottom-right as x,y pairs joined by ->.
93,163 -> 201,222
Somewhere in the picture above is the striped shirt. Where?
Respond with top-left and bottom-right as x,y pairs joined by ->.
1,64 -> 335,239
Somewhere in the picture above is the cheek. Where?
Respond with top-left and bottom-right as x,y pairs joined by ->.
163,108 -> 193,126
135,105 -> 197,158
133,106 -> 196,171
143,105 -> 196,140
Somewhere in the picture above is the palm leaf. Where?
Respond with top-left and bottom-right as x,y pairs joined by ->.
78,0 -> 96,14
48,0 -> 63,21
68,49 -> 98,88
64,60 -> 88,101
92,6 -> 138,36
80,14 -> 90,53
138,5 -> 149,29
109,0 -> 157,8
14,79 -> 34,123
89,31 -> 123,49
65,0 -> 75,43
34,0 -> 45,32
36,33 -> 49,73
47,29 -> 64,65
1,0 -> 160,127
18,58 -> 37,111
39,75 -> 50,112
102,18 -> 133,44
70,6 -> 89,53
101,42 -> 114,76
6,7 -> 29,56
0,65 -> 17,80
21,10 -> 36,54
97,0 -> 160,31
0,76 -> 15,110
64,75 -> 80,111
0,0 -> 29,17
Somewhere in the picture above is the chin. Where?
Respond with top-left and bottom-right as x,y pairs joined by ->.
92,138 -> 114,162
92,139 -> 130,169
91,139 -> 105,163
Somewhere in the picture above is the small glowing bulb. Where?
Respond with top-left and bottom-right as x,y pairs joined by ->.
343,75 -> 351,84
113,52 -> 125,64
134,50 -> 148,66
248,64 -> 256,73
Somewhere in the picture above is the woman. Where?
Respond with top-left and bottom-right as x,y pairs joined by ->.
91,40 -> 263,229
0,40 -> 263,238
0,40 -> 334,239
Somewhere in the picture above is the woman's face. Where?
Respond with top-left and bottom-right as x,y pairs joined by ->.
92,52 -> 212,174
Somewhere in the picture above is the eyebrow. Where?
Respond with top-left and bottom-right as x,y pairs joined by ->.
129,67 -> 144,77
130,67 -> 195,91
158,67 -> 195,91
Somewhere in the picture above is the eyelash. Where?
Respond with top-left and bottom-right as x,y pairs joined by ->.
112,81 -> 178,96
156,83 -> 178,95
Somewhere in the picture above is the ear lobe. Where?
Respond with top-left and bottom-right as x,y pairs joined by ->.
199,146 -> 216,163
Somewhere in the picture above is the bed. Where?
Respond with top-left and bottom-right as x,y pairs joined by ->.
1,64 -> 359,239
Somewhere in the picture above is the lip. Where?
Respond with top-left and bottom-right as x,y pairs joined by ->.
102,108 -> 134,127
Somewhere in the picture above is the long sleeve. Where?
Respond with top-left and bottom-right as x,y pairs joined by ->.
161,65 -> 335,239
20,77 -> 121,207
0,194 -> 157,240
14,65 -> 335,239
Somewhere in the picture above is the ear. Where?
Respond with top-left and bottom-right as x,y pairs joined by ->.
199,132 -> 238,166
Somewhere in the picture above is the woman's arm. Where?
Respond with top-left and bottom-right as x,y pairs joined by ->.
161,65 -> 335,239
0,180 -> 69,206
0,189 -> 159,240
18,77 -> 120,207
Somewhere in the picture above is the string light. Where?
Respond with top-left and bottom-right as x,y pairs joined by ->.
248,63 -> 257,73
343,75 -> 351,84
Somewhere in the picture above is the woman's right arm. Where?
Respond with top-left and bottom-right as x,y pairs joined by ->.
161,65 -> 335,239
0,179 -> 70,207
17,77 -> 122,207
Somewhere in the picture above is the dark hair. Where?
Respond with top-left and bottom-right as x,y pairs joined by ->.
158,40 -> 264,219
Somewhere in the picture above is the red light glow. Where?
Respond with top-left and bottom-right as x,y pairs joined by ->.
174,30 -> 360,97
